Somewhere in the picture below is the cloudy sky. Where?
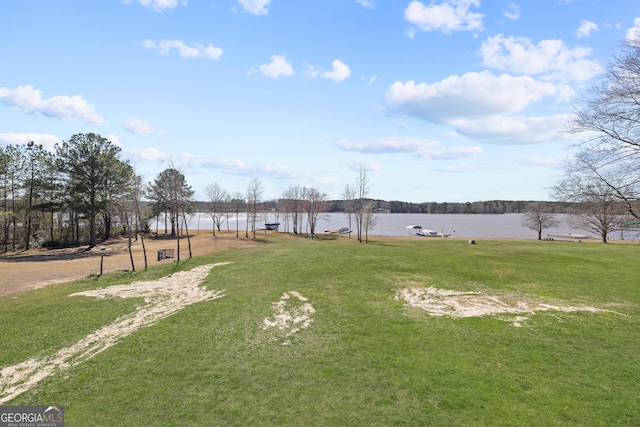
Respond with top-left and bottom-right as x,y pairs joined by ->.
1,0 -> 639,203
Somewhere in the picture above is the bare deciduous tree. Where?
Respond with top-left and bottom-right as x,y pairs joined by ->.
304,187 -> 328,239
229,192 -> 244,239
246,178 -> 263,239
521,202 -> 560,240
362,202 -> 378,243
567,38 -> 640,220
341,184 -> 355,239
115,173 -> 142,271
130,174 -> 150,269
553,162 -> 625,243
354,164 -> 372,243
205,182 -> 228,236
281,185 -> 304,234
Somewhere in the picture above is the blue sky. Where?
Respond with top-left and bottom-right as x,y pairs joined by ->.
1,0 -> 639,203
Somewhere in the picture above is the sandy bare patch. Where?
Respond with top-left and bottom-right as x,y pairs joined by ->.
262,291 -> 315,345
0,262 -> 231,404
395,287 -> 611,327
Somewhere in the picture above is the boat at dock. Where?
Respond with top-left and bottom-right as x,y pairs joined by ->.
325,227 -> 351,234
417,229 -> 451,237
407,225 -> 451,237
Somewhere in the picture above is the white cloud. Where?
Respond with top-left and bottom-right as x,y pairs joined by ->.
143,39 -> 223,59
479,34 -> 602,82
356,0 -> 375,8
432,163 -> 484,173
180,154 -> 248,175
383,72 -> 576,145
128,147 -> 307,180
423,145 -> 483,160
0,133 -> 61,151
577,20 -> 598,38
127,147 -> 169,163
404,0 -> 484,34
503,3 -> 520,20
304,65 -> 320,79
238,0 -> 271,15
123,0 -> 185,12
554,83 -> 577,102
318,176 -> 340,186
255,163 -> 309,179
194,156 -> 306,179
0,85 -> 104,125
321,60 -> 351,82
336,136 -> 482,160
259,55 -> 294,78
124,117 -> 165,135
106,134 -> 122,147
452,114 -> 570,144
127,148 -> 245,174
337,136 -> 439,154
385,72 -> 557,124
626,18 -> 640,44
306,60 -> 351,82
513,155 -> 564,169
364,76 -> 376,85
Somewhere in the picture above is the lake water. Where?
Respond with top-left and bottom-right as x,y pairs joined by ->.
184,212 -> 614,240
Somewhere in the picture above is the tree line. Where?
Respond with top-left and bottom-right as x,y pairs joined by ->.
0,133 -> 197,264
1,134 -> 138,253
325,199 -> 571,215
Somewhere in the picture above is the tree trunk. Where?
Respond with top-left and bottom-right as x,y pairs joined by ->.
183,213 -> 192,259
25,186 -> 33,250
89,213 -> 97,248
105,213 -> 112,240
141,235 -> 148,269
49,211 -> 54,244
89,190 -> 97,248
176,222 -> 181,261
128,233 -> 135,272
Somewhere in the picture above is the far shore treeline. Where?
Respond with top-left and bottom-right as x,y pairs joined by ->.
192,199 -> 572,215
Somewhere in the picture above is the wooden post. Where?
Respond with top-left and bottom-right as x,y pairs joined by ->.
99,246 -> 106,275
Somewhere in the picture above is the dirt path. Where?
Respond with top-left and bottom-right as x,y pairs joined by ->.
0,262 -> 232,404
0,233 -> 254,297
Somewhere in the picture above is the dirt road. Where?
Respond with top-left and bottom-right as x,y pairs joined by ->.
0,233 -> 254,297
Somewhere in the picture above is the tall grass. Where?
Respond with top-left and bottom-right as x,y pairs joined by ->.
2,235 -> 639,426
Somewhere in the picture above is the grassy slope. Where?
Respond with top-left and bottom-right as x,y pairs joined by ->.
2,235 -> 639,426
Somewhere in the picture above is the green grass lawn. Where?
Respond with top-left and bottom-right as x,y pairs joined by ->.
2,235 -> 639,426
